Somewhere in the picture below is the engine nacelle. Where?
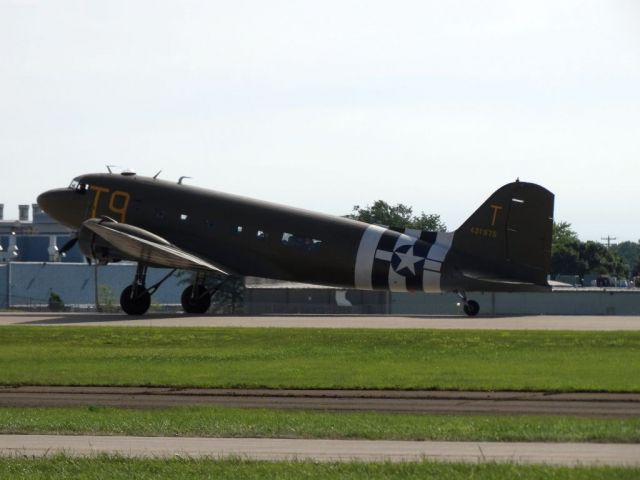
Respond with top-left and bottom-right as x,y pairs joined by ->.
78,224 -> 123,264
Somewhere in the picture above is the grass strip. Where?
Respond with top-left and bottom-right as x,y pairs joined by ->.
0,406 -> 639,443
1,326 -> 639,391
0,455 -> 639,480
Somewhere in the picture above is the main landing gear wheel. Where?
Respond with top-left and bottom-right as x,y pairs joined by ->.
120,285 -> 151,315
181,285 -> 212,314
463,299 -> 480,317
457,291 -> 480,317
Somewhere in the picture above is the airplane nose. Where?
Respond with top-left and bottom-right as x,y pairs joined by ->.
36,190 -> 56,214
37,188 -> 85,228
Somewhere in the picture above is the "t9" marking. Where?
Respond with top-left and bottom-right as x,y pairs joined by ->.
90,186 -> 130,222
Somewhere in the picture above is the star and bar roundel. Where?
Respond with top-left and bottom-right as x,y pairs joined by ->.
354,225 -> 454,293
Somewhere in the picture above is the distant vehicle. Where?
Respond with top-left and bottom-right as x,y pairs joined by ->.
596,276 -> 613,288
38,173 -> 554,316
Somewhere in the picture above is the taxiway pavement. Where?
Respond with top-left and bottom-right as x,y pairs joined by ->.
1,312 -> 640,330
1,434 -> 639,466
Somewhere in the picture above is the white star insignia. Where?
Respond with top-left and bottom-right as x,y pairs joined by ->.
394,246 -> 422,275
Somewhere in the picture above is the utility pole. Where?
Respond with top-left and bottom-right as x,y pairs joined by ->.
6,261 -> 11,309
94,263 -> 101,312
600,236 -> 617,248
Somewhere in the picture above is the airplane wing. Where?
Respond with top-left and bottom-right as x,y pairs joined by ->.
81,218 -> 227,273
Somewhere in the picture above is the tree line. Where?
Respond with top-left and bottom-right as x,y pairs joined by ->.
552,222 -> 638,280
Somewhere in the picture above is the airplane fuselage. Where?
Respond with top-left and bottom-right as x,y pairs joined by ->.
46,173 -> 466,293
38,171 -> 554,317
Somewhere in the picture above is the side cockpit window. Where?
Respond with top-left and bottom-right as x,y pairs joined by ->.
69,179 -> 89,194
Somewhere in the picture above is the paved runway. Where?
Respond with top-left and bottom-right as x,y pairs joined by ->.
1,386 -> 639,417
1,434 -> 639,466
2,312 -> 640,330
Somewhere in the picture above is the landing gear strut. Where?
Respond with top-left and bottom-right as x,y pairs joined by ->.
120,265 -> 176,315
457,291 -> 480,317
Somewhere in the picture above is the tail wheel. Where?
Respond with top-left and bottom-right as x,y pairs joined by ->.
463,300 -> 480,317
181,285 -> 212,314
120,285 -> 151,315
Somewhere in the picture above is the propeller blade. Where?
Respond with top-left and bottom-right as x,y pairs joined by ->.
59,236 -> 78,255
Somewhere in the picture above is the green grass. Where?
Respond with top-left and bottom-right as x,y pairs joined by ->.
0,326 -> 639,391
0,456 -> 638,480
0,406 -> 639,443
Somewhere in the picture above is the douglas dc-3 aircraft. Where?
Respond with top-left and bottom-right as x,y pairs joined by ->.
37,171 -> 554,316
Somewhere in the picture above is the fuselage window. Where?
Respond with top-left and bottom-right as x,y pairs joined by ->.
235,226 -> 243,234
180,213 -> 188,221
257,230 -> 267,240
281,232 -> 322,251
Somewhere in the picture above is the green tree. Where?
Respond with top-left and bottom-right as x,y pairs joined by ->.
551,239 -> 586,276
550,222 -> 628,278
550,222 -> 584,276
611,241 -> 640,276
346,200 -> 446,231
47,290 -> 64,312
580,241 -> 628,278
552,221 -> 579,245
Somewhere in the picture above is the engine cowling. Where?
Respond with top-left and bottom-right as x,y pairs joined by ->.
78,224 -> 123,264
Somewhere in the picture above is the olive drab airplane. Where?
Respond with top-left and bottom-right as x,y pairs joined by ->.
37,171 -> 554,316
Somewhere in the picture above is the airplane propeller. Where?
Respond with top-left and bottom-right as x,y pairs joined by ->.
58,236 -> 78,256
58,234 -> 92,265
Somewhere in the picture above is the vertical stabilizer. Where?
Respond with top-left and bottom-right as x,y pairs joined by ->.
452,181 -> 554,287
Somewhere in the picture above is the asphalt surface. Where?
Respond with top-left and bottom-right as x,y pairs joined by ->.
2,312 -> 640,330
1,386 -> 639,417
1,435 -> 639,466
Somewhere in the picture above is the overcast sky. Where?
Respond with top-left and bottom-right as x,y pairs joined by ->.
1,0 -> 639,241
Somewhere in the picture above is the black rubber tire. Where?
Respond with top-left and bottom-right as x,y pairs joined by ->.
463,300 -> 480,317
120,285 -> 151,315
181,285 -> 212,314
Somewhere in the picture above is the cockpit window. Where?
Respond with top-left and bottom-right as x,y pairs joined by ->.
69,179 -> 89,194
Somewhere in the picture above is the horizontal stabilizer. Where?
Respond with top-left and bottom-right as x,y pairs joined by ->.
462,273 -> 536,286
460,270 -> 552,292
